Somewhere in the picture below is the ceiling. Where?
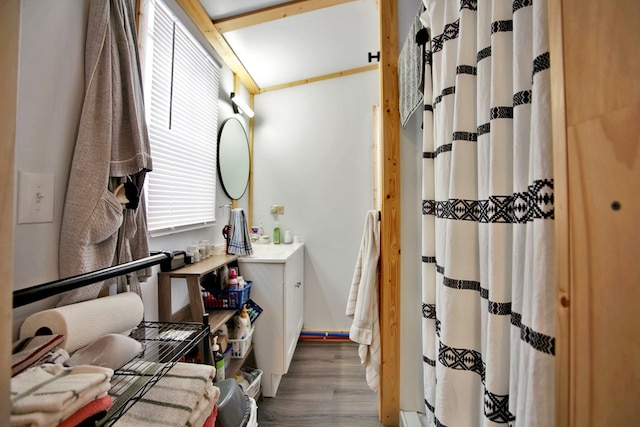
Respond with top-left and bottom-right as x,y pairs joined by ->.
195,0 -> 379,92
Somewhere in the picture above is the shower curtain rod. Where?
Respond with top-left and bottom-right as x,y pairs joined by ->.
12,252 -> 172,308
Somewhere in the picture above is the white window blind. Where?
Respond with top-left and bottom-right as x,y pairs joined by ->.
143,0 -> 220,234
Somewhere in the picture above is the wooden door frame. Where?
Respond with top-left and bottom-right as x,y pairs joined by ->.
378,0 -> 401,425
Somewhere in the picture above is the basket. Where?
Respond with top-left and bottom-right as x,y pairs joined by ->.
202,281 -> 252,310
228,326 -> 254,359
240,367 -> 263,400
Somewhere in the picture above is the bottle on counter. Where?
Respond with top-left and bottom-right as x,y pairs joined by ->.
213,335 -> 225,382
273,222 -> 281,244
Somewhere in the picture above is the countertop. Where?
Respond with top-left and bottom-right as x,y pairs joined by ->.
237,242 -> 304,263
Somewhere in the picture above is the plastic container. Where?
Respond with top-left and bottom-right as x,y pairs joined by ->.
246,397 -> 258,427
228,326 -> 254,358
240,366 -> 263,400
215,379 -> 251,427
202,281 -> 252,310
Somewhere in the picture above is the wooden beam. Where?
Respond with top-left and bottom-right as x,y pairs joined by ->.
0,0 -> 18,424
547,1 -> 570,426
378,0 -> 400,425
175,0 -> 260,94
259,64 -> 378,93
213,0 -> 357,33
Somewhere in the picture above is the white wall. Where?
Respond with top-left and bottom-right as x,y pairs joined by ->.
397,0 -> 427,414
12,0 -> 246,336
252,70 -> 378,331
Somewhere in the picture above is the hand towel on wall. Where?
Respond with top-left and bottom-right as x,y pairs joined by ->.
346,210 -> 381,392
227,208 -> 253,256
58,0 -> 153,306
398,4 -> 426,128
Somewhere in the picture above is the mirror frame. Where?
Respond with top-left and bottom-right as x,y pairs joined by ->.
217,117 -> 250,200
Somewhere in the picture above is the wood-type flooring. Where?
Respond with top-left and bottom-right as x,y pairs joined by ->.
256,341 -> 384,427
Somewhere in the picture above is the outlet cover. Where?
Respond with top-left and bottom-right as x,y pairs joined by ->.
270,205 -> 285,214
18,171 -> 55,224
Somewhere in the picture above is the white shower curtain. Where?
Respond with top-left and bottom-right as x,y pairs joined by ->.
420,1 -> 555,426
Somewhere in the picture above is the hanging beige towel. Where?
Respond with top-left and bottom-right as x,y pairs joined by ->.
346,210 -> 381,392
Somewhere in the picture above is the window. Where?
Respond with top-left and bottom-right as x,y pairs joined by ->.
141,0 -> 221,234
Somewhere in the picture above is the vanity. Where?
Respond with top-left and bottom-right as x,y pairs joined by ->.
238,242 -> 304,397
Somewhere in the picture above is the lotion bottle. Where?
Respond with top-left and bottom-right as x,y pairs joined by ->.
233,305 -> 251,339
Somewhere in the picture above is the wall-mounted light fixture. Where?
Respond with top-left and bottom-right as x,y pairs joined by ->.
230,92 -> 255,118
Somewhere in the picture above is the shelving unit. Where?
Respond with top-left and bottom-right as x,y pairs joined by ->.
12,253 -> 223,426
157,253 -> 255,378
98,319 -> 211,426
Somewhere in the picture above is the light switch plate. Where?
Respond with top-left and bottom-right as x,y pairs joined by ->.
18,171 -> 55,224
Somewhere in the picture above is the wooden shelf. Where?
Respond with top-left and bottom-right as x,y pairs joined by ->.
207,309 -> 237,332
226,343 -> 253,378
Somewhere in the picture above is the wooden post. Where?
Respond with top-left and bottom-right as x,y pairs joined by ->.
378,0 -> 400,425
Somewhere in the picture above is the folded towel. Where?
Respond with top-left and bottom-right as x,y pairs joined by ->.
58,395 -> 113,427
203,405 -> 217,427
11,335 -> 64,377
227,208 -> 253,256
112,362 -> 218,427
11,364 -> 113,415
11,381 -> 110,427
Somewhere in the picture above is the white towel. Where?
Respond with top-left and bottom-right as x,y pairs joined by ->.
227,208 -> 253,256
346,210 -> 381,392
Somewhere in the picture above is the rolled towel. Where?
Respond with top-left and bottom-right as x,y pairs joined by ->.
19,292 -> 144,353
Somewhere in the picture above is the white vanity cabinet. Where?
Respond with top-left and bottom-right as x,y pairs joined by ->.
238,243 -> 304,397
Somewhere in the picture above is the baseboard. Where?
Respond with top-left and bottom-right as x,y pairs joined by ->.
400,410 -> 427,427
298,330 -> 350,342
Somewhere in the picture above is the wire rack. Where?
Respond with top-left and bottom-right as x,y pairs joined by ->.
97,320 -> 211,425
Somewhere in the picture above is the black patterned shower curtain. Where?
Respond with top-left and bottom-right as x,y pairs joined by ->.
420,0 -> 555,425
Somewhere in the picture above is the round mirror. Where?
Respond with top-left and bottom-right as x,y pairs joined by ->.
217,117 -> 250,199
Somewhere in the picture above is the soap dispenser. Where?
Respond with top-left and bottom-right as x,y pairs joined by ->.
273,222 -> 281,244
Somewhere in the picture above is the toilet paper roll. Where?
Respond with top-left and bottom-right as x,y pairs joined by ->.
19,292 -> 144,353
